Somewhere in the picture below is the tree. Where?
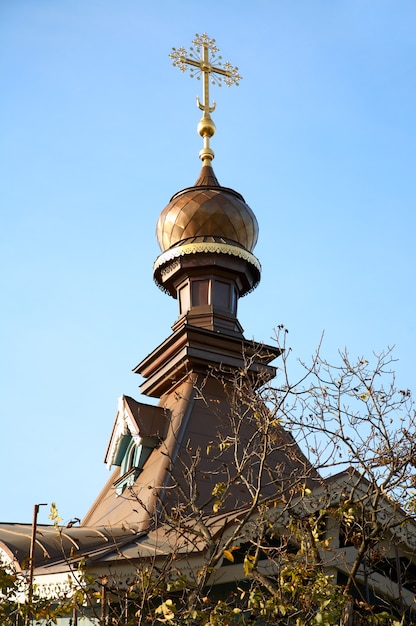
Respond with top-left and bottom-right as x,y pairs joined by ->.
3,328 -> 415,625
0,557 -> 72,625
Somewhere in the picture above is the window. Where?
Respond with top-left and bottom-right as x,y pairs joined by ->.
212,280 -> 235,311
179,283 -> 190,315
191,279 -> 210,306
120,438 -> 139,475
114,436 -> 154,496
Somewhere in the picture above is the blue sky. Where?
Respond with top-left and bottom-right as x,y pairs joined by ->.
1,1 -> 415,525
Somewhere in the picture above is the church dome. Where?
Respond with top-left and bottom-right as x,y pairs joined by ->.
156,165 -> 259,253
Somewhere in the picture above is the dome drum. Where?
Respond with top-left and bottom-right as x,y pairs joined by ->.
153,243 -> 261,334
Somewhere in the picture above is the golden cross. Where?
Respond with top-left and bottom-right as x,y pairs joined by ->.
170,33 -> 241,164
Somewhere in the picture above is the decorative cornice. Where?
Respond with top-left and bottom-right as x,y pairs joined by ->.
154,242 -> 261,275
136,323 -> 280,398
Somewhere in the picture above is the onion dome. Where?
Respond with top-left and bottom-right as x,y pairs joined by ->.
153,164 -> 261,306
156,165 -> 258,253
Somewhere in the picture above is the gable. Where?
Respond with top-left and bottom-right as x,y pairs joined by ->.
105,395 -> 169,470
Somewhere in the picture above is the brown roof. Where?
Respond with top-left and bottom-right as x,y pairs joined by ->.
0,523 -> 138,570
82,371 -> 320,532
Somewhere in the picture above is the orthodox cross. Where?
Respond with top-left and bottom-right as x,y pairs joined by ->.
169,33 -> 241,163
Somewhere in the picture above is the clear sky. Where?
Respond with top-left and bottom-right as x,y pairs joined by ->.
1,1 -> 415,526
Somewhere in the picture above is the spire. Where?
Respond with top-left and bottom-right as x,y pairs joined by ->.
169,33 -> 241,165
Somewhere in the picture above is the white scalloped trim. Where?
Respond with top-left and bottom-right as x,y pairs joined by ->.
154,242 -> 261,273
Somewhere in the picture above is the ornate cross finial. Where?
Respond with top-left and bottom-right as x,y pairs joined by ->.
170,33 -> 242,164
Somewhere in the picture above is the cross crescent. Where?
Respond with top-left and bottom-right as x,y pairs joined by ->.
169,33 -> 242,164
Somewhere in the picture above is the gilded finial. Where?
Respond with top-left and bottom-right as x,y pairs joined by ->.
169,33 -> 242,164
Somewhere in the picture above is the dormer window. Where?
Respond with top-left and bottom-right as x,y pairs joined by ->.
121,437 -> 138,474
105,395 -> 169,497
114,435 -> 155,496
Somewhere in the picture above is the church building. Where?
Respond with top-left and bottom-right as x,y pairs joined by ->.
1,34 -> 416,625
